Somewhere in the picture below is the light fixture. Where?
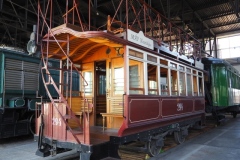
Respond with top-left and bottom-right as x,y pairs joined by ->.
106,47 -> 111,55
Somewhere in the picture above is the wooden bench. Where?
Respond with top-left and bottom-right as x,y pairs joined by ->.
100,113 -> 122,131
69,97 -> 93,127
100,98 -> 123,131
75,102 -> 93,124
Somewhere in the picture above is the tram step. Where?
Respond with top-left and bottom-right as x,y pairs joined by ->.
63,114 -> 72,119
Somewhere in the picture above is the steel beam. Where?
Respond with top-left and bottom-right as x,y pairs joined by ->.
183,0 -> 215,36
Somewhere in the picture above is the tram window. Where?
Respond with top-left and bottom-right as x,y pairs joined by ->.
160,59 -> 168,66
83,71 -> 93,95
147,64 -> 157,95
129,59 -> 144,94
179,71 -> 186,96
171,70 -> 178,96
193,75 -> 198,96
170,63 -> 177,69
98,75 -> 106,95
179,65 -> 184,71
114,67 -> 124,95
186,74 -> 193,96
198,77 -> 203,96
160,67 -> 169,95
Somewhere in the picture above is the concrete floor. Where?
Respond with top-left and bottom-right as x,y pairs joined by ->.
151,116 -> 240,160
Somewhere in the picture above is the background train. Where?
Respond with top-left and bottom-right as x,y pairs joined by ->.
0,47 -> 79,139
202,57 -> 240,121
0,47 -> 43,139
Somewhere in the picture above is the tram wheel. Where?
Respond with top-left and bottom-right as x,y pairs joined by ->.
147,139 -> 163,157
174,131 -> 186,144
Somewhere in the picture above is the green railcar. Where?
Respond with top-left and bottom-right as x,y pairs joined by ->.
202,57 -> 240,118
0,48 -> 80,138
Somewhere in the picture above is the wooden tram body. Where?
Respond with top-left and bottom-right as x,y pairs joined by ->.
35,1 -> 205,159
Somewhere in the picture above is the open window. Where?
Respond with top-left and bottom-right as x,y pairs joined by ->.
179,66 -> 186,96
160,67 -> 169,95
171,69 -> 178,96
198,72 -> 204,96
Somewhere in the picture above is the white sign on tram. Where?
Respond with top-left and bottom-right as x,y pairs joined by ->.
127,29 -> 154,50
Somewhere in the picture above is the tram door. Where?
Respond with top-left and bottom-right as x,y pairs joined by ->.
105,57 -> 124,129
95,61 -> 107,126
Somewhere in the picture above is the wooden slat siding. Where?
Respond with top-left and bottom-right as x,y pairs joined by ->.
101,97 -> 123,130
110,97 -> 123,114
68,97 -> 93,128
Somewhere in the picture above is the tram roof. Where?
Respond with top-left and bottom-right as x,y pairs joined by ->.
43,23 -> 126,63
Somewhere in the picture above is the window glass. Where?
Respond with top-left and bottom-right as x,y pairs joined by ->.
147,64 -> 157,95
186,74 -> 192,96
160,67 -> 169,95
179,71 -> 186,96
114,67 -> 124,95
98,75 -> 106,95
129,59 -> 144,94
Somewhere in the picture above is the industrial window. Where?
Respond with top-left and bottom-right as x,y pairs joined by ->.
147,64 -> 157,95
129,59 -> 144,94
171,70 -> 178,96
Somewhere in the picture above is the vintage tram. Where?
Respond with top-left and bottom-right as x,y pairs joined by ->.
203,57 -> 240,119
35,0 -> 205,159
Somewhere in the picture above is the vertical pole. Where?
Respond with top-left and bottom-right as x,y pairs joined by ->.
59,60 -> 63,100
89,0 -> 91,30
126,0 -> 128,32
214,36 -> 218,58
66,0 -> 68,24
209,33 -> 212,56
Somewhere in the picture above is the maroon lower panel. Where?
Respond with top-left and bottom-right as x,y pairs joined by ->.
128,98 -> 160,122
195,98 -> 205,111
162,99 -> 194,117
